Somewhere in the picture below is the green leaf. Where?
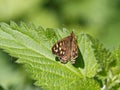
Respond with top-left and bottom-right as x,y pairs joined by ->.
0,22 -> 83,90
0,22 -> 100,90
88,35 -> 119,90
77,33 -> 98,78
70,78 -> 100,90
109,48 -> 120,90
95,42 -> 114,75
114,47 -> 120,66
86,34 -> 115,75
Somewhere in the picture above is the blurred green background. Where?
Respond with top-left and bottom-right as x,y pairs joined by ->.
0,0 -> 120,90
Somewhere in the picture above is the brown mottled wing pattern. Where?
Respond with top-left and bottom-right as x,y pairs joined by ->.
52,35 -> 71,63
70,32 -> 78,64
52,32 -> 78,64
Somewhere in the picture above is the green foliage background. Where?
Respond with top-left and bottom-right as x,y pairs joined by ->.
0,0 -> 120,90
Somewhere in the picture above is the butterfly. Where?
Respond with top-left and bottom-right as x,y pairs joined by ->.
52,31 -> 78,64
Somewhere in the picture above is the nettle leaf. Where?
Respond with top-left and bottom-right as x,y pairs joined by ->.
0,22 -> 100,90
114,47 -> 120,67
85,35 -> 115,75
70,78 -> 100,90
77,33 -> 99,78
87,35 -> 119,90
93,41 -> 114,76
110,48 -> 120,90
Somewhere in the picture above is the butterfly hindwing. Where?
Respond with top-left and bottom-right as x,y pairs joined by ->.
70,32 -> 78,64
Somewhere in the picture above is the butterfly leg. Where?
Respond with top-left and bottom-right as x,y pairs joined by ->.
70,59 -> 76,64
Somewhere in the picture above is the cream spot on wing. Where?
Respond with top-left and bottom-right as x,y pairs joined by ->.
54,49 -> 58,52
60,51 -> 63,54
59,42 -> 62,46
62,51 -> 65,55
75,51 -> 78,54
59,47 -> 62,51
53,47 -> 58,52
56,44 -> 58,48
73,48 -> 76,52
53,47 -> 56,50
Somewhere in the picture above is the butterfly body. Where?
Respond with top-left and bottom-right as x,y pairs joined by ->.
52,32 -> 78,64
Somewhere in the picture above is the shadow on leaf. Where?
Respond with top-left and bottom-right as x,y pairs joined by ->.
74,49 -> 84,68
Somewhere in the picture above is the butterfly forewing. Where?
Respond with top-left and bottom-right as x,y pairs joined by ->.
52,32 -> 78,64
52,36 -> 71,63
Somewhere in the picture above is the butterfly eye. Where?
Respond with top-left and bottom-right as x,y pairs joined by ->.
59,57 -> 67,63
59,57 -> 61,59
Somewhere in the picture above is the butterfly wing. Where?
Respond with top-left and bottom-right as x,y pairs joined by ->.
70,32 -> 78,64
52,35 -> 71,63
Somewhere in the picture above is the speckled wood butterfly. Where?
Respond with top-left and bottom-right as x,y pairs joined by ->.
52,31 -> 78,64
